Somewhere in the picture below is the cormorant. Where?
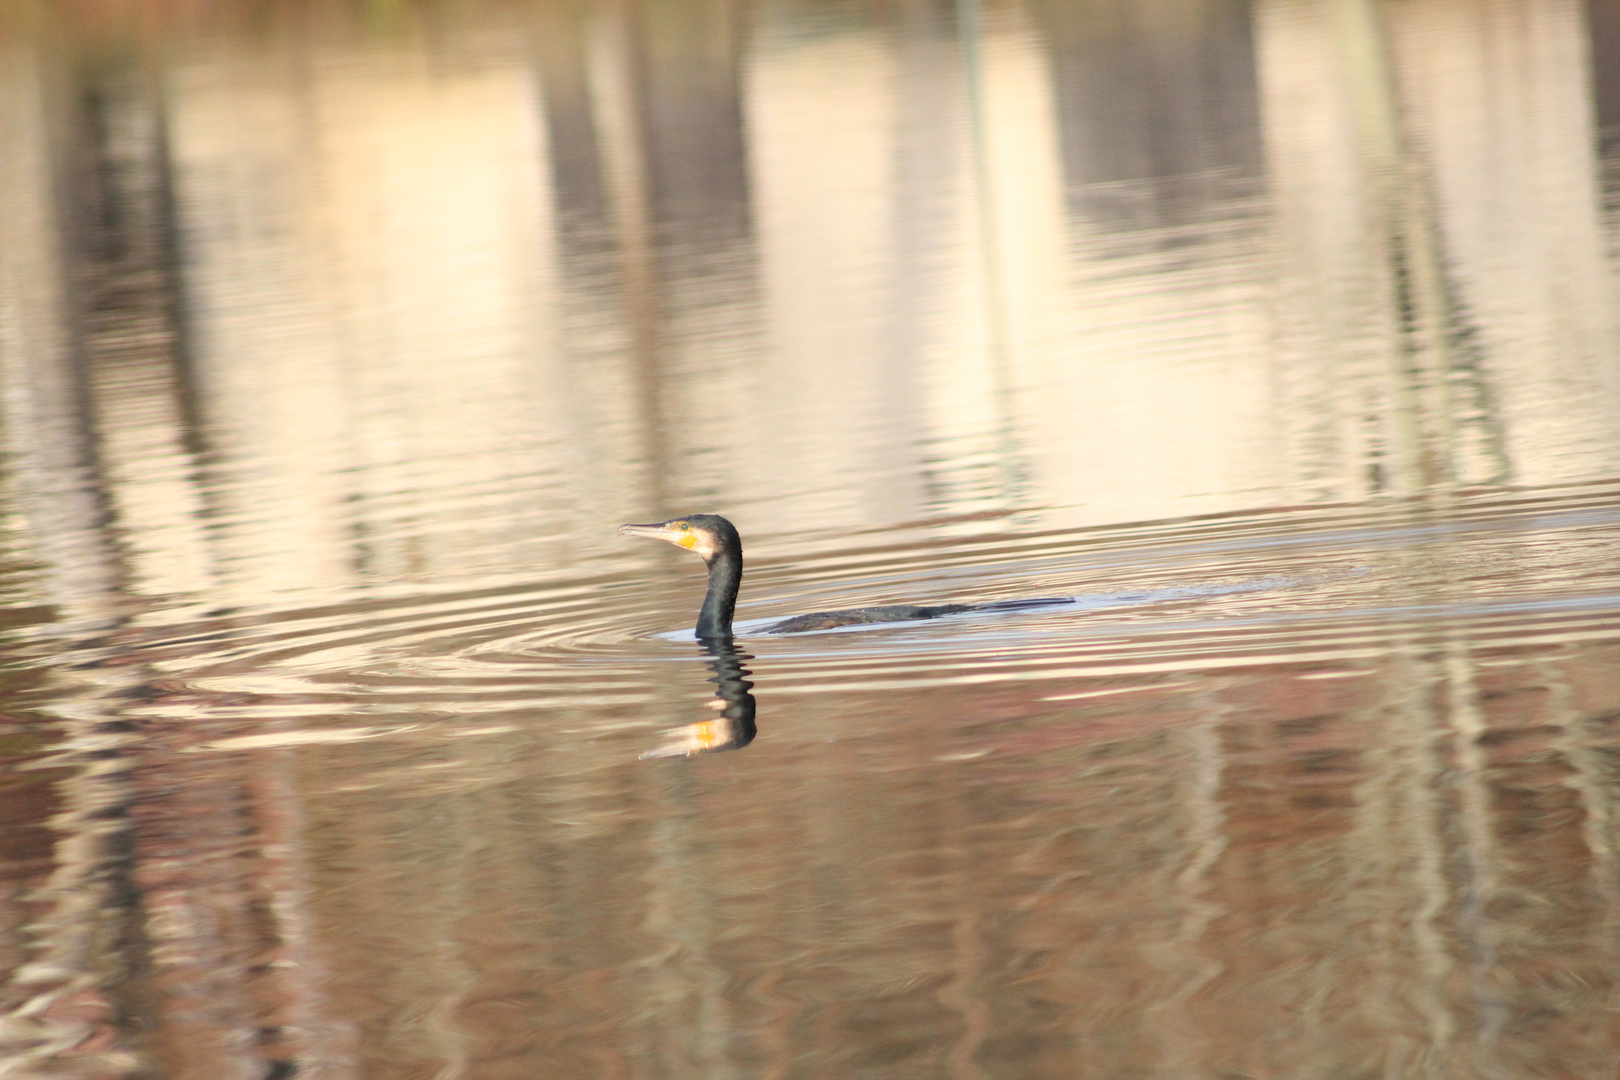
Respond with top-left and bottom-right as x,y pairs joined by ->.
618,513 -> 1066,637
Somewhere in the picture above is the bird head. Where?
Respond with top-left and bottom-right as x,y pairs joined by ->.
617,514 -> 739,564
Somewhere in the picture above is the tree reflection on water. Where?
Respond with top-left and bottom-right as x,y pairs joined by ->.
2,0 -> 1620,1077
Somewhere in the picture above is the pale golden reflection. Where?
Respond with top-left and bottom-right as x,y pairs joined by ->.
169,46 -> 564,598
1,1 -> 1620,1078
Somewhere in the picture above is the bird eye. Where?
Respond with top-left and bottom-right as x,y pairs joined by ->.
678,522 -> 690,531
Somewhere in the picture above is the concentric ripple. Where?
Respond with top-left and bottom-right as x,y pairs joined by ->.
114,483 -> 1620,740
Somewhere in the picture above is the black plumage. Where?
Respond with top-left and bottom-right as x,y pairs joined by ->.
619,513 -> 1064,638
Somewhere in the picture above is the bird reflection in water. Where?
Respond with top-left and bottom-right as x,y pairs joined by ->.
640,635 -> 757,758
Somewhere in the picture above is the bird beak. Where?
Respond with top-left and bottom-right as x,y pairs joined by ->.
618,521 -> 696,550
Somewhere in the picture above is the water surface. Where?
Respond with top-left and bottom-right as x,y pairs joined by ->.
4,1 -> 1620,1078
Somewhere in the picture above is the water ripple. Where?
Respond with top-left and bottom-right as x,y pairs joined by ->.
109,486 -> 1620,735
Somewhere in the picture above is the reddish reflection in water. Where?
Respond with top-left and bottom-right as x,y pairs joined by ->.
1,493 -> 1617,1078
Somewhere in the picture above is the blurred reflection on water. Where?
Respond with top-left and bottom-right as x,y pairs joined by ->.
3,0 -> 1620,1076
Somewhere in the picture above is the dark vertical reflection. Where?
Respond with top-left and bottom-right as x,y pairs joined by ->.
1590,0 -> 1620,234
0,28 -> 146,1073
0,638 -> 133,1075
637,0 -> 753,245
19,53 -> 334,1079
533,0 -> 611,237
1027,0 -> 1265,232
1256,0 -> 1513,495
1589,0 -> 1620,148
535,0 -> 761,514
1342,0 -> 1505,493
73,66 -> 214,536
631,0 -> 762,508
551,0 -> 675,513
530,0 -> 649,515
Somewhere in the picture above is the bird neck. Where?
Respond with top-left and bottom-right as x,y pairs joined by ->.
696,547 -> 741,639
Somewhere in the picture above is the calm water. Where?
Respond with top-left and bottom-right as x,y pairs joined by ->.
4,1 -> 1620,1077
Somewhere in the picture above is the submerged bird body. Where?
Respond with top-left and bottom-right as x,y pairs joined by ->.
618,513 -> 1064,637
764,604 -> 975,634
